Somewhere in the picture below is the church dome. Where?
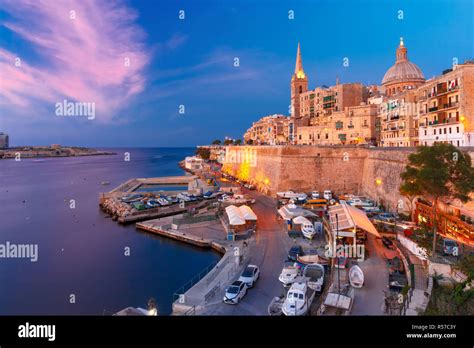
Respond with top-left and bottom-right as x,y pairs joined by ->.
382,38 -> 425,87
382,61 -> 425,85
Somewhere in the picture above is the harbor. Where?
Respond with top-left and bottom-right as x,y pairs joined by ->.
101,155 -> 416,316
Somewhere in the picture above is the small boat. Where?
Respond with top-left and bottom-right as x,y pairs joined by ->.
282,280 -> 315,316
268,296 -> 285,316
146,199 -> 160,208
303,263 -> 325,292
293,216 -> 315,239
278,261 -> 300,287
157,197 -> 170,206
101,181 -> 110,185
297,254 -> 329,266
349,265 -> 364,288
121,194 -> 143,203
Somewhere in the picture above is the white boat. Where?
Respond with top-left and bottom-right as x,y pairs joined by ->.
293,216 -> 315,239
323,190 -> 332,200
349,265 -> 364,288
278,262 -> 300,287
157,197 -> 170,206
177,193 -> 191,202
277,191 -> 307,201
282,281 -> 315,316
347,197 -> 373,207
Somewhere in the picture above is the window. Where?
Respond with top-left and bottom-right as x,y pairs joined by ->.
449,127 -> 452,134
424,130 -> 427,136
456,127 -> 460,133
444,128 -> 447,134
299,86 -> 302,93
325,133 -> 329,139
434,129 -> 436,135
457,140 -> 460,146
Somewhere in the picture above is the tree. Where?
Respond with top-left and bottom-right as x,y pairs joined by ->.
223,139 -> 233,146
211,139 -> 221,145
246,139 -> 254,145
234,139 -> 242,145
400,143 -> 474,257
195,147 -> 210,160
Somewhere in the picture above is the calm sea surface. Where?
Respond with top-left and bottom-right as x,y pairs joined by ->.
0,148 -> 220,315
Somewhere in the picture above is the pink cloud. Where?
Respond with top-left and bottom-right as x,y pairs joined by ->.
0,0 -> 150,122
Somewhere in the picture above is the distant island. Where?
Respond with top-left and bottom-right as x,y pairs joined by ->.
0,145 -> 115,159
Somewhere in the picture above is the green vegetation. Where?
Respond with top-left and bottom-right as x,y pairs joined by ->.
211,139 -> 221,145
400,143 -> 474,256
195,147 -> 211,160
425,280 -> 474,315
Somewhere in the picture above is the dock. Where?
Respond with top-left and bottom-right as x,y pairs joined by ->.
136,219 -> 226,253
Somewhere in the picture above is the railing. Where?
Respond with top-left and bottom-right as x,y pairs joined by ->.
173,260 -> 219,302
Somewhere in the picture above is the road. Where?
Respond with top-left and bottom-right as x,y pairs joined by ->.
203,189 -> 293,315
351,234 -> 389,315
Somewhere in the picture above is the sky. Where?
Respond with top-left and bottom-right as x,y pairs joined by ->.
0,0 -> 473,147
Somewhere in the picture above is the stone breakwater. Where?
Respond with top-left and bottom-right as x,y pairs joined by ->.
101,197 -> 135,220
221,145 -> 474,213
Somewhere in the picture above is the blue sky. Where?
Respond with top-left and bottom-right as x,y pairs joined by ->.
1,0 -> 473,147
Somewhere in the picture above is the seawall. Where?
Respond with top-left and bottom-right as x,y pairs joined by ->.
222,145 -> 474,213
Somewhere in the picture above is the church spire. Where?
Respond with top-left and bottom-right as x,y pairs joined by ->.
294,42 -> 306,79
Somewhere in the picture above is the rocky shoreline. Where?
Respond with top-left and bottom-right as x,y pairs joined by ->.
0,146 -> 115,159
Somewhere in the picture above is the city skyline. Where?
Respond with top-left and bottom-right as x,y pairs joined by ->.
1,0 -> 473,147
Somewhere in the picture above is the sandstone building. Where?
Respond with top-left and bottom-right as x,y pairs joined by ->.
243,40 -> 473,148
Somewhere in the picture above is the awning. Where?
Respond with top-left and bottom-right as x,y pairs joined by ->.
278,204 -> 317,220
293,216 -> 311,225
328,202 -> 380,237
239,205 -> 257,221
225,205 -> 257,225
225,205 -> 245,225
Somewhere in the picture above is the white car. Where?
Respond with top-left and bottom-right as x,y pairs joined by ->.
311,191 -> 320,199
223,280 -> 248,304
323,190 -> 332,200
238,265 -> 260,288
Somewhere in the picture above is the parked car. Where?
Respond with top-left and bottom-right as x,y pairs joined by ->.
311,191 -> 320,199
288,245 -> 305,261
223,280 -> 248,304
244,183 -> 256,190
238,265 -> 260,288
443,239 -> 459,256
376,212 -> 397,222
382,236 -> 395,249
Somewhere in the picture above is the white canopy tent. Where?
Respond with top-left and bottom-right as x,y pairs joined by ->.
225,205 -> 257,226
239,205 -> 258,221
278,204 -> 317,221
328,203 -> 380,238
225,205 -> 245,225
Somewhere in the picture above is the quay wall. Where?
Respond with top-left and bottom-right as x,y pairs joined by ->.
222,146 -> 474,213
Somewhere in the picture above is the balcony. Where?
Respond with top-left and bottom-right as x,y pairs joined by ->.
439,101 -> 459,111
428,106 -> 438,113
348,125 -> 354,129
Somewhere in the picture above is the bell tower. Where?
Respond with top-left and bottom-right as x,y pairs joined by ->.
290,42 -> 308,119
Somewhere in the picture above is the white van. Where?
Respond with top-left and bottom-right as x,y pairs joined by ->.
323,190 -> 332,200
